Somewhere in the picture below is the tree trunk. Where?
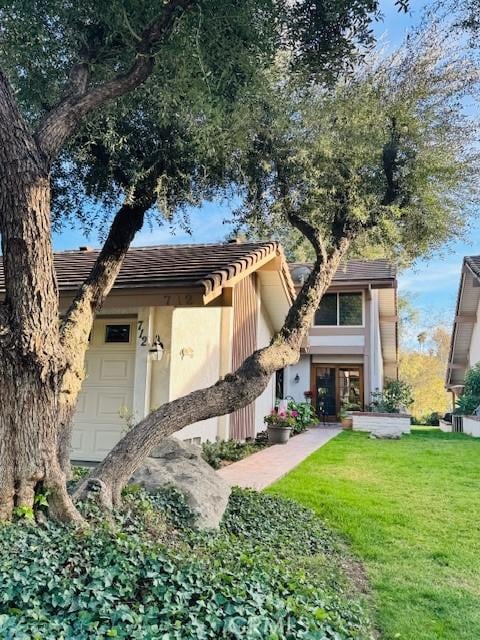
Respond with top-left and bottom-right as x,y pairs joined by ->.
0,362 -> 81,522
74,240 -> 350,508
57,200 -> 150,477
0,70 -> 82,522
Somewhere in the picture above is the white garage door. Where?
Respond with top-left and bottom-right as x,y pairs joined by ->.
71,318 -> 136,461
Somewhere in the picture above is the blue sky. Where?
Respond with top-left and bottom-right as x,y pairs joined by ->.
53,0 -> 479,331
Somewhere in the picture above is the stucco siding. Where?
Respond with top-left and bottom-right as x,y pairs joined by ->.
149,306 -> 174,410
463,416 -> 480,437
370,289 -> 384,395
169,307 -> 222,442
284,355 -> 311,402
352,413 -> 411,434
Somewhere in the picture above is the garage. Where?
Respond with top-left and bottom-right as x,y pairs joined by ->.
70,318 -> 136,461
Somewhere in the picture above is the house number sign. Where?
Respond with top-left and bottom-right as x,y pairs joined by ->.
137,320 -> 162,348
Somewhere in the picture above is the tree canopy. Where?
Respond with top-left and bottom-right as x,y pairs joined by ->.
0,0 -> 388,236
234,20 -> 480,266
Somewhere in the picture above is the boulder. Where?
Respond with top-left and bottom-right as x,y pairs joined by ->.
131,437 -> 231,529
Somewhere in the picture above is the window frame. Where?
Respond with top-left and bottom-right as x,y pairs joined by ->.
313,290 -> 364,328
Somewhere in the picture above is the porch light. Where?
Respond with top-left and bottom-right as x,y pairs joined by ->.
294,374 -> 300,384
149,338 -> 164,362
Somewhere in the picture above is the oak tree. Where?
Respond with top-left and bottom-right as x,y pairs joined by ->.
0,0 -> 387,521
76,23 -> 480,508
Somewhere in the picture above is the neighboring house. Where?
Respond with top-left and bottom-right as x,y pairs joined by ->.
0,242 -> 293,461
283,260 -> 398,421
446,256 -> 480,402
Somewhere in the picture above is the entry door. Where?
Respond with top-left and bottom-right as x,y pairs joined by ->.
312,365 -> 363,421
313,366 -> 337,421
70,318 -> 136,461
337,367 -> 363,412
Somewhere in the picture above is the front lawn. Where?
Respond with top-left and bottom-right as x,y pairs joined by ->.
269,428 -> 480,640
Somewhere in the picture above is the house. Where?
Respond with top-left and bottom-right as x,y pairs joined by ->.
283,260 -> 398,421
445,256 -> 480,436
446,256 -> 480,397
3,242 -> 294,461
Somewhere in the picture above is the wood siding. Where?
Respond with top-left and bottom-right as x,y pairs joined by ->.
230,275 -> 258,440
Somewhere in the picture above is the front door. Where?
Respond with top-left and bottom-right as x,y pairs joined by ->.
70,318 -> 136,461
312,365 -> 363,421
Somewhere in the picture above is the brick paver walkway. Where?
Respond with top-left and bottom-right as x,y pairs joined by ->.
217,426 -> 341,490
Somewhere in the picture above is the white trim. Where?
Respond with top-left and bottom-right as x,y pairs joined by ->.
309,335 -> 365,347
133,307 -> 154,420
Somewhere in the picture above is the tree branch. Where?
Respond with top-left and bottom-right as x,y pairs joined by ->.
35,0 -> 197,161
57,186 -> 155,474
60,191 -> 154,360
286,209 -> 328,263
381,116 -> 401,206
276,160 -> 328,262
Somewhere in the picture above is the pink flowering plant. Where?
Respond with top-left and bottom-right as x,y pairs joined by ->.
264,407 -> 297,428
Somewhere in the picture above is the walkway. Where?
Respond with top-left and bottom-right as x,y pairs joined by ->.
217,426 -> 341,490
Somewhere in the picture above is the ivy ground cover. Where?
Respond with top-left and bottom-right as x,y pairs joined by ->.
0,486 -> 373,640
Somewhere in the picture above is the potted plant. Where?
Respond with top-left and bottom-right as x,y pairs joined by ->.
287,398 -> 318,434
339,402 -> 362,429
303,390 -> 313,403
264,408 -> 296,444
339,404 -> 353,429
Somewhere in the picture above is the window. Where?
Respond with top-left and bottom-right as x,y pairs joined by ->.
339,292 -> 363,326
105,324 -> 131,343
314,293 -> 337,326
314,292 -> 363,326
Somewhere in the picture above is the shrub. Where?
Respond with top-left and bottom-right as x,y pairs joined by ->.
201,439 -> 264,470
287,399 -> 318,433
412,411 -> 440,426
264,406 -> 297,428
370,379 -> 414,413
455,362 -> 480,415
0,488 -> 372,639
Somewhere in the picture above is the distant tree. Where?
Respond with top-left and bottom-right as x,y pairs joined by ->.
431,325 -> 451,365
400,350 -> 450,421
417,332 -> 428,351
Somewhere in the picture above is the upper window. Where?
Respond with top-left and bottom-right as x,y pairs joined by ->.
314,292 -> 363,326
105,324 -> 131,343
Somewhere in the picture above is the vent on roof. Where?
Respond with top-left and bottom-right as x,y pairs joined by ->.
79,246 -> 92,252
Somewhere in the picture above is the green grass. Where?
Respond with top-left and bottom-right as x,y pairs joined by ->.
268,428 -> 480,640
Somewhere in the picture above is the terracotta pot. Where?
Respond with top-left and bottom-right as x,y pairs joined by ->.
267,424 -> 292,444
341,417 -> 353,430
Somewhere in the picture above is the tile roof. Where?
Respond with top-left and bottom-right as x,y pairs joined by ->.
0,242 -> 294,297
289,258 -> 396,286
465,255 -> 480,280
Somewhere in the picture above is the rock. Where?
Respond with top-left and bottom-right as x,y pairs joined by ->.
131,437 -> 231,529
369,427 -> 402,439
